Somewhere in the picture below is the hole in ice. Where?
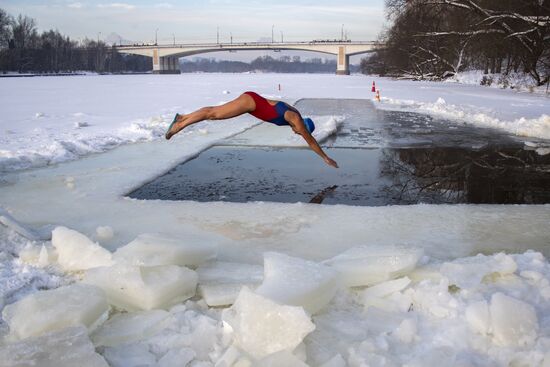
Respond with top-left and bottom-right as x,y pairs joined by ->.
128,99 -> 550,206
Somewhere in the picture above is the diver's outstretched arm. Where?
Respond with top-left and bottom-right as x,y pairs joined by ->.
286,112 -> 339,168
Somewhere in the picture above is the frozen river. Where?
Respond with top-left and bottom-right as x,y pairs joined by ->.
1,74 -> 550,367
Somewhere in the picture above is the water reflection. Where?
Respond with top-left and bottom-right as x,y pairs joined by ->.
128,146 -> 550,206
381,147 -> 550,204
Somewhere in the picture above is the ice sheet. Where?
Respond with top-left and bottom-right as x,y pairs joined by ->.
1,74 -> 550,367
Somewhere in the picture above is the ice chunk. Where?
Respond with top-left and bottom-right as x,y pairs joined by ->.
405,346 -> 456,367
465,300 -> 490,335
216,345 -> 242,367
258,350 -> 309,367
91,310 -> 171,347
19,243 -> 57,267
52,226 -> 114,271
408,264 -> 443,283
393,318 -> 417,343
255,252 -> 339,314
84,264 -> 198,311
319,354 -> 346,367
197,261 -> 263,284
157,348 -> 195,367
2,283 -> 109,340
113,233 -> 217,267
0,207 -> 51,241
199,283 -> 255,307
0,326 -> 109,367
197,261 -> 264,307
361,277 -> 412,311
186,312 -> 220,360
490,292 -> 538,346
222,287 -> 315,359
363,307 -> 404,334
96,225 -> 114,240
103,343 -> 156,367
440,253 -> 517,288
323,245 -> 423,287
363,277 -> 411,300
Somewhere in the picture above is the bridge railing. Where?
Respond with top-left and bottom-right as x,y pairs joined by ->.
115,41 -> 379,48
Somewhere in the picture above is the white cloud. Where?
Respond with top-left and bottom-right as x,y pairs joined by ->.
97,3 -> 136,10
67,2 -> 83,8
154,3 -> 174,8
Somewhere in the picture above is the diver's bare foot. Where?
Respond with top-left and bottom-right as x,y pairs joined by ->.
165,117 -> 184,140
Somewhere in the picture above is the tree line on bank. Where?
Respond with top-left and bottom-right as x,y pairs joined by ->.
0,8 -> 150,73
361,0 -> 549,85
180,55 -> 359,73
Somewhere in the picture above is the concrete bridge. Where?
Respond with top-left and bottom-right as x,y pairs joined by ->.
115,41 -> 381,75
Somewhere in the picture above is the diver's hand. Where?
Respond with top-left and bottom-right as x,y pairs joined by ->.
324,157 -> 339,168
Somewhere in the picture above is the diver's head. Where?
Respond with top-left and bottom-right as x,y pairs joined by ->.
303,117 -> 315,134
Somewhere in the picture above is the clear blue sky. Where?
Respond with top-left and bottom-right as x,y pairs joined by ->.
0,0 -> 386,62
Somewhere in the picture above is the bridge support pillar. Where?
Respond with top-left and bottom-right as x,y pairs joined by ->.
336,46 -> 350,75
152,50 -> 181,74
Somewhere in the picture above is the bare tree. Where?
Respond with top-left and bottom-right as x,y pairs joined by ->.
0,8 -> 12,49
12,14 -> 37,49
368,0 -> 550,85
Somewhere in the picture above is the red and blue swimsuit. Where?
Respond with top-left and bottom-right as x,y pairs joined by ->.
244,91 -> 298,126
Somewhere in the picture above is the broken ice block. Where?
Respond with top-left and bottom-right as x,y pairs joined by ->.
319,354 -> 346,367
393,318 -> 417,343
490,292 -> 538,346
157,348 -> 195,367
91,310 -> 171,347
113,233 -> 217,267
440,253 -> 517,288
0,326 -> 109,367
52,226 -> 114,271
19,243 -> 57,267
197,261 -> 264,307
362,277 -> 412,311
197,261 -> 263,284
363,277 -> 411,299
199,283 -> 255,307
465,300 -> 490,335
255,252 -> 339,314
323,245 -> 423,287
259,350 -> 309,367
96,226 -> 114,240
222,287 -> 315,359
2,283 -> 109,340
83,264 -> 198,311
103,343 -> 156,367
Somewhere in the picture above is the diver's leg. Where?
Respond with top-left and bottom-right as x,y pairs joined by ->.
166,93 -> 255,139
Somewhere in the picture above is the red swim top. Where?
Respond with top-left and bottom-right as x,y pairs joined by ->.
244,91 -> 289,125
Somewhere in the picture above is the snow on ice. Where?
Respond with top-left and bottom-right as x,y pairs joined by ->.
0,74 -> 550,366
